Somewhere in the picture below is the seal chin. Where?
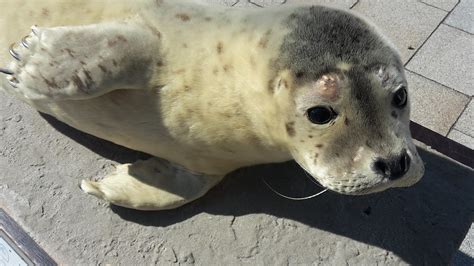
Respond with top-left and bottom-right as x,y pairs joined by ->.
315,171 -> 424,195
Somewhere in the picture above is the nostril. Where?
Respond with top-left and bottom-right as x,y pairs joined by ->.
399,152 -> 411,176
373,152 -> 411,180
373,158 -> 390,177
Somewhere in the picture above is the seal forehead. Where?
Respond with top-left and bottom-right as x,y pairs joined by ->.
347,67 -> 381,126
278,6 -> 400,77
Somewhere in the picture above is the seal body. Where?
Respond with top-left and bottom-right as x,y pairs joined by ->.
0,0 -> 424,210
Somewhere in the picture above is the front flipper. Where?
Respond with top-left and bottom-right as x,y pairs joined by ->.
3,21 -> 161,100
80,158 -> 224,211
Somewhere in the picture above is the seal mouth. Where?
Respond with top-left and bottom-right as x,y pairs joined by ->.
300,165 -> 392,195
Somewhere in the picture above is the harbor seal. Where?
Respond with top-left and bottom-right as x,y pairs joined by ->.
0,0 -> 424,210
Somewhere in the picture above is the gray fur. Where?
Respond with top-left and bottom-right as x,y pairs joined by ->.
277,6 -> 402,79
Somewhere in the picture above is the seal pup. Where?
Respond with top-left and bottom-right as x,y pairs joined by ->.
0,0 -> 424,210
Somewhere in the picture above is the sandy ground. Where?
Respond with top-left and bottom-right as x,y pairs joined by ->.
0,89 -> 473,264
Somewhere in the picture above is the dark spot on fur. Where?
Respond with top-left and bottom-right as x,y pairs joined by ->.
258,30 -> 272,49
316,144 -> 323,148
42,8 -> 49,17
295,72 -> 304,78
344,117 -> 350,126
83,70 -> 95,90
84,70 -> 92,82
156,60 -> 164,67
204,17 -> 212,21
72,75 -> 87,93
98,64 -> 107,73
391,111 -> 398,118
314,153 -> 319,158
145,24 -> 161,38
285,122 -> 295,137
335,152 -> 340,158
300,140 -> 305,143
117,35 -> 128,42
79,61 -> 86,65
49,63 -> 54,67
217,42 -> 224,54
182,43 -> 188,48
64,48 -> 75,58
365,140 -> 373,149
258,38 -> 268,48
183,86 -> 191,92
176,13 -> 191,22
43,77 -> 58,89
223,64 -> 232,72
308,135 -> 313,138
112,60 -> 118,66
108,35 -> 127,47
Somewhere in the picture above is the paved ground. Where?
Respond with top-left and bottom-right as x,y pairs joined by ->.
0,0 -> 473,265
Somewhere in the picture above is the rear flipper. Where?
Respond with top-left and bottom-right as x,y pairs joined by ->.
1,21 -> 161,101
80,157 -> 224,211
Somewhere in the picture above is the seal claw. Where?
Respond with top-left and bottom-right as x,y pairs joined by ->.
9,43 -> 20,61
7,76 -> 18,88
31,25 -> 39,36
21,36 -> 30,48
0,68 -> 14,75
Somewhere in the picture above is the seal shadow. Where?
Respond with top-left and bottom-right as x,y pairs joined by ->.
39,113 -> 474,265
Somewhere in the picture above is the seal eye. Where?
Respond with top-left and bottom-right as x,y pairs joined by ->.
307,106 -> 335,124
393,86 -> 408,108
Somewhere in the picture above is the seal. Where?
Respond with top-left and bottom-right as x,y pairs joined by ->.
0,0 -> 424,210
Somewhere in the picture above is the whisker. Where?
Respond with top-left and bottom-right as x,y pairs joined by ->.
262,176 -> 328,201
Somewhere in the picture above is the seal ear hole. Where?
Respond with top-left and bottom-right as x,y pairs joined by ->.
307,106 -> 337,125
392,86 -> 408,108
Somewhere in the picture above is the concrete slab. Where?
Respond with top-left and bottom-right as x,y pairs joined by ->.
445,0 -> 474,34
406,24 -> 474,96
406,71 -> 469,136
452,223 -> 474,265
448,129 -> 474,150
453,100 -> 474,137
250,0 -> 357,9
0,91 -> 473,265
421,0 -> 459,12
352,0 -> 447,63
201,0 -> 239,6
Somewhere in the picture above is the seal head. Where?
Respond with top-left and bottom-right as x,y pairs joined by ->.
273,6 -> 424,195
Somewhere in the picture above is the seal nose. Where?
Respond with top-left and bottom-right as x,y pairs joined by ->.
373,151 -> 411,180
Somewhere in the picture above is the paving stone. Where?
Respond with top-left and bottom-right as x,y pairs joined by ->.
406,71 -> 469,136
250,0 -> 356,9
353,0 -> 447,63
232,0 -> 261,8
407,24 -> 474,96
453,100 -> 474,137
201,0 -> 240,6
445,0 -> 474,34
421,0 -> 458,11
448,129 -> 474,150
